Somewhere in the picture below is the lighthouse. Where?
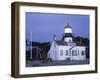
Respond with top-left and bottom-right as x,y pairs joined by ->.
63,24 -> 73,43
47,23 -> 86,61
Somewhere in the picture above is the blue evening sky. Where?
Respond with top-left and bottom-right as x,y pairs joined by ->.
26,12 -> 89,42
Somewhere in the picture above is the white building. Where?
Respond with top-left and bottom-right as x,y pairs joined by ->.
47,24 -> 86,61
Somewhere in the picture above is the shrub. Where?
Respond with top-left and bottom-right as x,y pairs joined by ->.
42,58 -> 52,64
65,58 -> 71,61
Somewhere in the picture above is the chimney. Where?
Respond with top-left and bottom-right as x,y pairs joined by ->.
79,38 -> 82,43
54,35 -> 57,41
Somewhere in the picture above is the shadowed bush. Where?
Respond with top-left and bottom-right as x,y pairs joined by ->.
42,58 -> 53,64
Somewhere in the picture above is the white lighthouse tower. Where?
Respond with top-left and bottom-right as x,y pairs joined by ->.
63,24 -> 73,43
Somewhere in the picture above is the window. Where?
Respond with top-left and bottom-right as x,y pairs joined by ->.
69,50 -> 71,56
72,50 -> 77,56
81,51 -> 84,56
75,50 -> 77,56
60,50 -> 63,55
77,50 -> 79,55
66,50 -> 68,55
72,50 -> 74,56
69,39 -> 71,42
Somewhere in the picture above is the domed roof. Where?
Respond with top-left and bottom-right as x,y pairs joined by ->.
64,24 -> 72,29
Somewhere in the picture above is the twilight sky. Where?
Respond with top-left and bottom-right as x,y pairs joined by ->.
26,12 -> 89,42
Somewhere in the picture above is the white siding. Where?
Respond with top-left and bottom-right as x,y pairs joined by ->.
58,46 -> 86,60
71,46 -> 86,60
47,41 -> 59,60
48,41 -> 86,61
58,46 -> 70,60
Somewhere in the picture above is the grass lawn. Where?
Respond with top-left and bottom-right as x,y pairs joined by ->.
26,59 -> 89,67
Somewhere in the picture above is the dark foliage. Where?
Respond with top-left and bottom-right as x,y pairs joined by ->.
42,58 -> 53,64
26,41 -> 51,60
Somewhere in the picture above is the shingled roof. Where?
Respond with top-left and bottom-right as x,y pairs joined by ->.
75,42 -> 85,46
55,40 -> 85,46
55,40 -> 68,45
